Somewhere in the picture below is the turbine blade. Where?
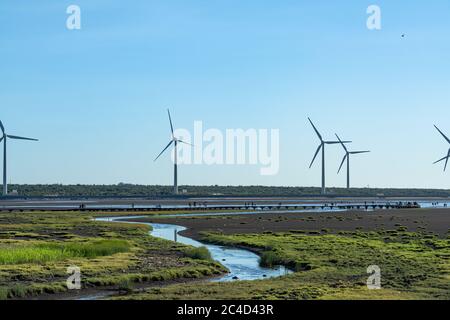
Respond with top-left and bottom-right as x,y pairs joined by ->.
325,140 -> 351,145
433,155 -> 449,164
6,135 -> 38,141
308,118 -> 322,141
167,109 -> 174,137
335,134 -> 348,152
350,151 -> 370,154
434,125 -> 450,144
309,144 -> 322,168
338,154 -> 347,174
0,120 -> 4,134
178,140 -> 194,147
0,136 -> 3,143
445,149 -> 450,171
154,140 -> 174,161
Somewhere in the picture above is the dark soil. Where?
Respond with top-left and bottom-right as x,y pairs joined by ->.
126,208 -> 450,239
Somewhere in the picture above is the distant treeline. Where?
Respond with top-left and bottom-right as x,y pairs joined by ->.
2,184 -> 450,198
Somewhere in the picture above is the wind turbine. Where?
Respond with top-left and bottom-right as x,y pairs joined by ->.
154,110 -> 192,195
0,120 -> 38,196
335,134 -> 370,189
433,125 -> 450,171
308,118 -> 351,195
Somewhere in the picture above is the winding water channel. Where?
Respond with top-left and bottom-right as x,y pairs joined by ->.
96,200 -> 447,281
96,216 -> 291,282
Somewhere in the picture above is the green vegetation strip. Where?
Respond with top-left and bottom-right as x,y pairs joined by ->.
7,183 -> 450,197
0,240 -> 130,264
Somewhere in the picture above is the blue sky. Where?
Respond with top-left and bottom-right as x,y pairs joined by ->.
1,0 -> 450,188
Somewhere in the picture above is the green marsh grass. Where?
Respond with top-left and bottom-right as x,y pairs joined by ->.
184,246 -> 212,261
0,239 -> 131,265
260,251 -> 280,268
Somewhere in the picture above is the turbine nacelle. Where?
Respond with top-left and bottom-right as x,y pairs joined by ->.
335,134 -> 370,174
0,120 -> 38,142
154,110 -> 194,162
308,118 -> 351,169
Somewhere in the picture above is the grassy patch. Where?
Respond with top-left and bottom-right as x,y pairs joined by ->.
184,246 -> 212,261
43,239 -> 131,259
0,240 -> 130,265
260,251 -> 281,268
0,245 -> 71,265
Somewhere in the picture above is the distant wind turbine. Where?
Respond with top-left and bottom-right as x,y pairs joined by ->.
0,120 -> 38,196
154,110 -> 192,195
433,125 -> 450,171
308,118 -> 351,195
335,134 -> 370,189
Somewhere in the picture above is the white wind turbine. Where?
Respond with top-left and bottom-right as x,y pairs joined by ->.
335,134 -> 370,189
154,110 -> 192,195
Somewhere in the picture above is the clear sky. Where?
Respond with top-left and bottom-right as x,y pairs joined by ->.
1,0 -> 450,188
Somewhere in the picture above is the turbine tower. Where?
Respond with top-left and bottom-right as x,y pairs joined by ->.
154,110 -> 192,195
308,118 -> 350,195
335,134 -> 370,189
0,120 -> 38,196
433,125 -> 450,171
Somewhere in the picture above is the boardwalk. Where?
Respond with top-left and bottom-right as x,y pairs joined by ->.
0,201 -> 421,213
